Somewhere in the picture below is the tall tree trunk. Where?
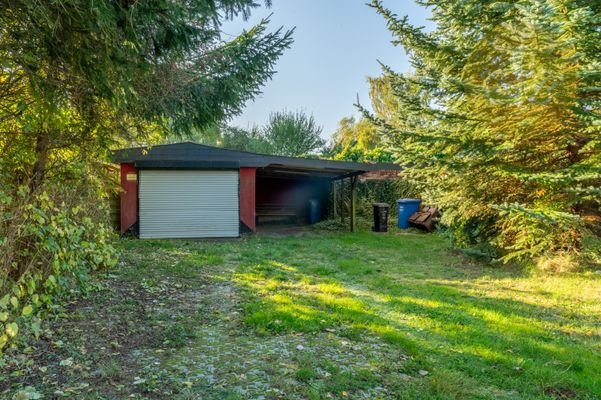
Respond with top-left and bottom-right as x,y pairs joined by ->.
30,131 -> 49,193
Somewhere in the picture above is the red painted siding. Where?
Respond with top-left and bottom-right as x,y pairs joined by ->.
239,167 -> 256,232
120,163 -> 138,234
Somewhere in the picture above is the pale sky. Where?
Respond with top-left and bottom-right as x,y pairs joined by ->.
223,0 -> 433,140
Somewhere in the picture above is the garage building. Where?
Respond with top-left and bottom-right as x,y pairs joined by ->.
113,142 -> 400,239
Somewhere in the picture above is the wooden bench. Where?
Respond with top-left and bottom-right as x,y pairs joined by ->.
256,203 -> 299,223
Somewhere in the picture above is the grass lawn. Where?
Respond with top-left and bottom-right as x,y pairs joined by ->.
1,230 -> 600,399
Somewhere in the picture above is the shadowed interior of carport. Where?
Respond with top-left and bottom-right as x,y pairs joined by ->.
255,166 -> 354,230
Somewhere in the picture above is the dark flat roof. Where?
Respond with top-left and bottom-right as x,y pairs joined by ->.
113,142 -> 400,178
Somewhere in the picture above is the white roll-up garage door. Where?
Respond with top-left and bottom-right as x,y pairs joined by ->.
139,170 -> 239,239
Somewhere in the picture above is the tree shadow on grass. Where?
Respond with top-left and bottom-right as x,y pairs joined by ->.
124,236 -> 601,398
232,257 -> 601,399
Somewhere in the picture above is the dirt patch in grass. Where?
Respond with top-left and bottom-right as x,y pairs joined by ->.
0,239 -> 411,399
544,386 -> 578,399
0,274 -> 184,397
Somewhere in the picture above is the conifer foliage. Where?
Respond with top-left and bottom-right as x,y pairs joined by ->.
0,0 -> 292,350
368,0 -> 600,263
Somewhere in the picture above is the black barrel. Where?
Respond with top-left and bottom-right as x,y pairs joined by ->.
373,203 -> 390,232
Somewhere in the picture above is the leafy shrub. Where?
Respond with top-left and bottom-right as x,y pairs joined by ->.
0,188 -> 117,352
317,178 -> 419,232
354,179 -> 418,218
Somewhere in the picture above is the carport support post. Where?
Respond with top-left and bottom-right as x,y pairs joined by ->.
350,175 -> 357,232
340,179 -> 345,223
332,180 -> 337,218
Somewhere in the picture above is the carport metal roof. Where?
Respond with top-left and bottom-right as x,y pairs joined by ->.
113,142 -> 400,179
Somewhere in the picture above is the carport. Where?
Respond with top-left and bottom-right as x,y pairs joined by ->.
113,142 -> 400,239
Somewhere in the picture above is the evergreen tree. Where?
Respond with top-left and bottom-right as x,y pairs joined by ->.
0,0 -> 293,191
0,0 -> 292,349
368,0 -> 600,264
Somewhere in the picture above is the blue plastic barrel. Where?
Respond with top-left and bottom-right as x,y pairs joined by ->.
397,199 -> 421,229
308,199 -> 320,224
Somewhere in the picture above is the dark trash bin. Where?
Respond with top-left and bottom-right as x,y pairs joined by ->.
373,203 -> 390,232
308,199 -> 320,224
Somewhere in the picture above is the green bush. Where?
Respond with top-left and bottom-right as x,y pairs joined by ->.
0,188 -> 117,352
354,179 -> 418,218
319,178 -> 419,231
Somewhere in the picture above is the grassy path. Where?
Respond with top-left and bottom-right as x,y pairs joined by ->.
1,231 -> 600,399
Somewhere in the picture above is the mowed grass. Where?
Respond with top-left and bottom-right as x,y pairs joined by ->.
225,232 -> 601,399
4,230 -> 600,399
